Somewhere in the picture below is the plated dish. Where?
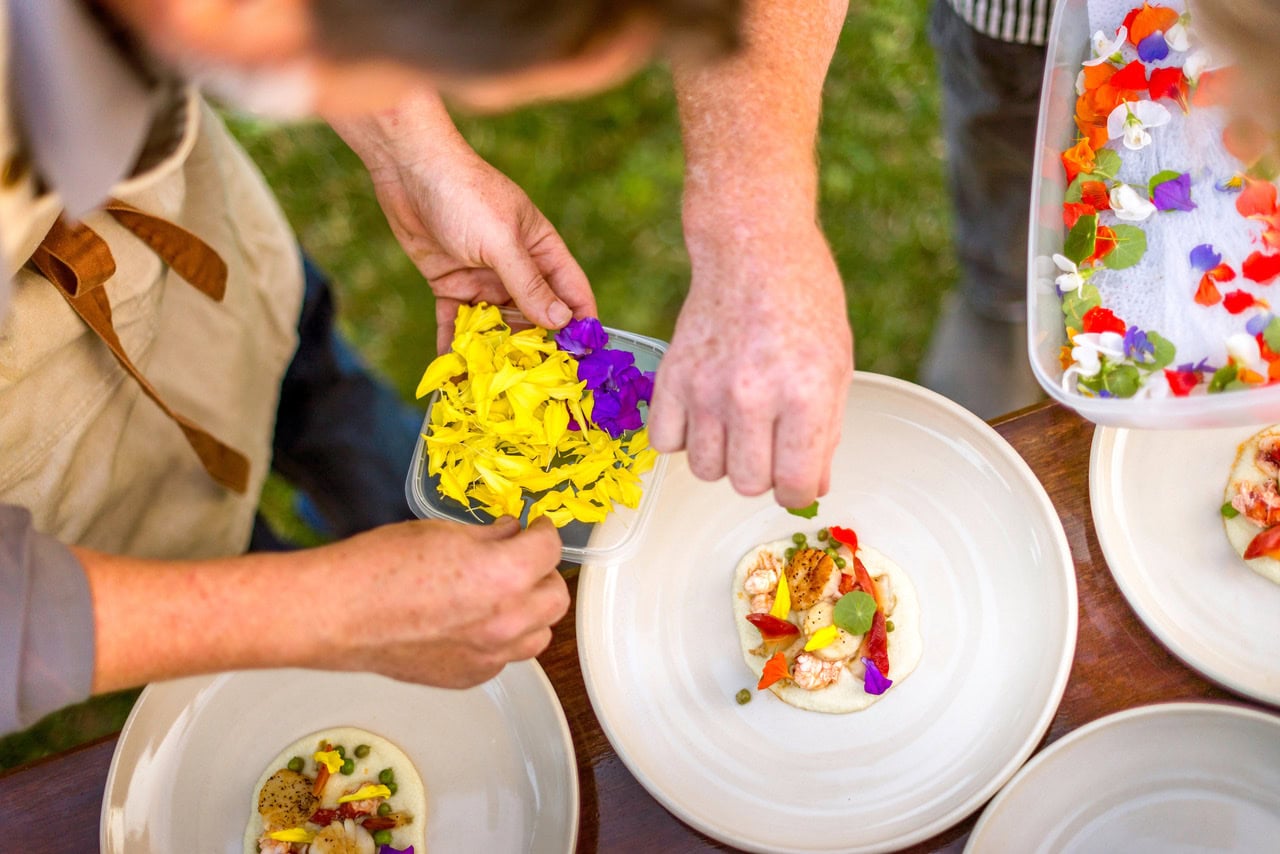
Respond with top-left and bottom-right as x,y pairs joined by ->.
1091,424 -> 1280,705
101,664 -> 578,854
578,373 -> 1077,854
966,703 -> 1280,853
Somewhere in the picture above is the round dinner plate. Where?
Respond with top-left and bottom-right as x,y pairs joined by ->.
101,663 -> 578,853
1091,426 -> 1280,705
577,372 -> 1078,854
966,702 -> 1280,852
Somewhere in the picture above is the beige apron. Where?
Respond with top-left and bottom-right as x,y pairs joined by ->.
0,10 -> 303,559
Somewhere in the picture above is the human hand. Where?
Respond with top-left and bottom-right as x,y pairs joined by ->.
305,516 -> 570,688
648,221 -> 853,508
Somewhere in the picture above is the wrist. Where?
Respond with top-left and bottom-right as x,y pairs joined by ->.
329,87 -> 473,181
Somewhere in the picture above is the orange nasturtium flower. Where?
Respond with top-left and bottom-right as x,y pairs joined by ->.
1124,2 -> 1180,46
1062,138 -> 1096,183
757,652 -> 791,690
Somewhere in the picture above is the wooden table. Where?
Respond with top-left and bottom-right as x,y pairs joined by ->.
0,402 -> 1264,852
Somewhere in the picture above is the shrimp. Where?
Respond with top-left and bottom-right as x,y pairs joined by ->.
309,819 -> 375,854
791,652 -> 844,690
1256,436 -> 1280,479
1231,479 -> 1280,528
745,553 -> 781,614
337,788 -> 382,816
255,837 -> 293,854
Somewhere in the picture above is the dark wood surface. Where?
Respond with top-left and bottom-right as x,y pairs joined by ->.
0,402 -> 1261,852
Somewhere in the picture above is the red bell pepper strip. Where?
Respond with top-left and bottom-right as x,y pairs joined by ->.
864,610 -> 890,677
828,526 -> 858,551
745,612 -> 800,642
1245,525 -> 1280,560
837,573 -> 856,595
852,557 -> 882,610
757,652 -> 790,690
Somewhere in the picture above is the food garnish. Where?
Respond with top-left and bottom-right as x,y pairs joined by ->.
832,590 -> 876,636
1244,525 -> 1280,560
757,652 -> 791,690
745,612 -> 800,642
787,501 -> 820,519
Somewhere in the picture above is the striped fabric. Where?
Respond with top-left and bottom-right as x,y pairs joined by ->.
946,0 -> 1054,45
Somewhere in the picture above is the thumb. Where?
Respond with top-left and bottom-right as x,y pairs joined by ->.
486,239 -> 574,330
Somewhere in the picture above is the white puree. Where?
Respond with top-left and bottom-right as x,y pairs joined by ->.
243,725 -> 428,853
732,539 -> 923,713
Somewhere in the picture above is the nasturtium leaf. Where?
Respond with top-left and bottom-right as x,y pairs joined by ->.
1062,283 -> 1102,331
1093,148 -> 1123,180
1221,501 -> 1241,519
1064,214 -> 1099,265
786,501 -> 819,519
1209,363 -> 1239,393
1103,225 -> 1149,270
1148,169 -> 1183,196
1145,332 -> 1177,371
832,590 -> 877,636
1103,364 -> 1142,398
1265,317 -> 1280,354
1065,173 -> 1088,204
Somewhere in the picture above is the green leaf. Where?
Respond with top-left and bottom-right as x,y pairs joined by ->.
1209,363 -> 1239,393
1145,332 -> 1177,371
1064,214 -> 1099,264
1148,170 -> 1183,196
1062,283 -> 1102,331
1065,173 -> 1088,204
786,501 -> 819,519
1092,148 -> 1123,180
1221,501 -> 1241,519
1103,225 -> 1148,270
1103,364 -> 1141,398
832,590 -> 877,636
1264,317 -> 1280,354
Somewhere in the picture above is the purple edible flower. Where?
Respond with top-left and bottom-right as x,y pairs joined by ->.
1248,313 -> 1274,336
576,349 -> 656,438
1190,244 -> 1221,271
1177,357 -> 1215,374
1138,32 -> 1169,62
378,846 -> 413,854
1152,173 -> 1195,212
1098,389 -> 1115,399
555,317 -> 609,356
862,658 -> 893,696
1123,325 -> 1155,361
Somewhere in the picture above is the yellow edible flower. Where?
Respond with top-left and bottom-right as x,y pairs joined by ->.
337,783 -> 392,804
770,571 -> 792,620
804,625 -> 840,651
268,828 -> 316,843
313,749 -> 343,774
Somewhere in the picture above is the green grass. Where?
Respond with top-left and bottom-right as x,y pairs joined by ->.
0,0 -> 951,771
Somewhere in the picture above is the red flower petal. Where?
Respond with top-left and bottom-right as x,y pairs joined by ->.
1244,251 -> 1280,284
1195,274 -> 1223,306
1237,177 -> 1278,219
1082,305 -> 1127,335
1164,369 -> 1198,396
1062,138 -> 1096,183
1209,263 -> 1238,283
1110,60 -> 1149,91
1081,181 -> 1112,210
1063,202 -> 1096,229
1087,225 -> 1118,266
1148,67 -> 1188,110
1223,290 -> 1258,314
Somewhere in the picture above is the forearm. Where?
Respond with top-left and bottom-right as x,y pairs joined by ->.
327,87 -> 476,179
76,546 -> 325,693
673,0 -> 848,241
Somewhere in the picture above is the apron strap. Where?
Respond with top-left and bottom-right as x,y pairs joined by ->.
29,211 -> 250,494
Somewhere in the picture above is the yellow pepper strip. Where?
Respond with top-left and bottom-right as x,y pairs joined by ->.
770,571 -> 791,620
337,783 -> 392,804
313,749 -> 343,774
805,625 -> 840,651
268,828 -> 316,843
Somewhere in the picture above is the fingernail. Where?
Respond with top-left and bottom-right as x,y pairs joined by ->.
548,301 -> 572,326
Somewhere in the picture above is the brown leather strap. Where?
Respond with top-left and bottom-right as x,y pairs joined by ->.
29,213 -> 249,494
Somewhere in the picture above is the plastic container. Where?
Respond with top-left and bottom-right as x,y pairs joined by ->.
1028,0 -> 1280,428
405,313 -> 669,565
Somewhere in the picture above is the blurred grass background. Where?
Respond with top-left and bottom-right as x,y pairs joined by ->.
0,0 -> 954,771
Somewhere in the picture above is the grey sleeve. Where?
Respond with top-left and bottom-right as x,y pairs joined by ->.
0,505 -> 95,736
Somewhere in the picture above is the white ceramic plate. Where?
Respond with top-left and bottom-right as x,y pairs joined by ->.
1091,426 -> 1280,705
577,372 -> 1077,854
966,702 -> 1280,852
101,663 -> 578,853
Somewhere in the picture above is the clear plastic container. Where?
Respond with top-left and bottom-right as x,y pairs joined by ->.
405,312 -> 669,565
1028,0 -> 1280,428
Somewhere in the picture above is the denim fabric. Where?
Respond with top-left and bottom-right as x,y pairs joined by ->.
929,0 -> 1048,322
252,257 -> 422,548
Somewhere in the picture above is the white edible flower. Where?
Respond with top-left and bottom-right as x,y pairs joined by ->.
1083,27 -> 1128,67
1184,48 -> 1212,83
1109,184 -> 1158,221
1076,69 -> 1086,96
1165,21 -> 1190,53
1139,370 -> 1173,399
1226,332 -> 1268,376
1107,101 -> 1171,151
1062,331 -> 1125,393
1052,254 -> 1085,295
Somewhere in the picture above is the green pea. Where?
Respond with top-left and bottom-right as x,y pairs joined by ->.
784,547 -> 796,561
792,532 -> 806,545
286,756 -> 304,773
835,557 -> 847,569
377,802 -> 392,817
335,745 -> 346,758
386,781 -> 399,795
886,619 -> 896,632
735,689 -> 751,705
825,547 -> 838,560
817,528 -> 830,541
340,758 -> 355,775
354,744 -> 371,759
372,829 -> 393,846
378,768 -> 395,785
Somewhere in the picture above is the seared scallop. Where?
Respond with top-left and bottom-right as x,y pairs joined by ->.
257,768 -> 318,831
785,548 -> 838,610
